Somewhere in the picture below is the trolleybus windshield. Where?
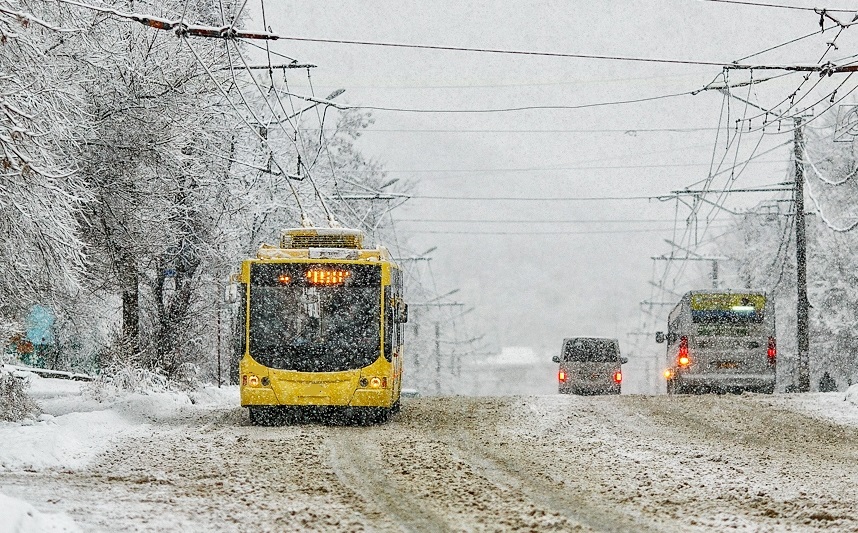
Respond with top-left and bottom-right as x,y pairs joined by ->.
249,263 -> 382,372
690,293 -> 766,324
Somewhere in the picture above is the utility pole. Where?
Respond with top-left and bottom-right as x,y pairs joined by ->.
794,116 -> 810,392
434,322 -> 441,395
217,304 -> 222,388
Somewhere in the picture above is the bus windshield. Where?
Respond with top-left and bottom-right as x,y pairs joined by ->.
690,293 -> 766,324
563,339 -> 619,363
249,263 -> 381,372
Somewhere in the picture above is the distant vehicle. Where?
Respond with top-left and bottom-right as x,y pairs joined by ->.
400,388 -> 420,398
656,289 -> 776,394
231,227 -> 408,425
552,337 -> 627,395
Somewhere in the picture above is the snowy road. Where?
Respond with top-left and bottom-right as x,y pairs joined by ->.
3,393 -> 858,532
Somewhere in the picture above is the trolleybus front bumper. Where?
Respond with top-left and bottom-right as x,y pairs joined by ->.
240,355 -> 395,408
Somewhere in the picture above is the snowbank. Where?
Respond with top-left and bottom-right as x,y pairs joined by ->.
0,492 -> 80,533
759,386 -> 858,429
0,374 -> 238,472
846,383 -> 858,406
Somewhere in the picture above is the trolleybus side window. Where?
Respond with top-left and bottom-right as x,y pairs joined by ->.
229,283 -> 247,385
384,296 -> 393,361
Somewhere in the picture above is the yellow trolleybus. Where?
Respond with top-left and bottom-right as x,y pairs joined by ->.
232,227 -> 407,425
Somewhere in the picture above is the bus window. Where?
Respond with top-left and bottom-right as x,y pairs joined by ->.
384,300 -> 394,361
691,293 -> 766,324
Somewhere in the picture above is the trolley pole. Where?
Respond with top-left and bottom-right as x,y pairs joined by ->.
794,116 -> 811,392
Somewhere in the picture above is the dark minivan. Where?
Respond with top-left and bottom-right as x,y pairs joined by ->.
552,337 -> 628,395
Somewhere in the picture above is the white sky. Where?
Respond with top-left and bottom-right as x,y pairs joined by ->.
245,1 -> 858,363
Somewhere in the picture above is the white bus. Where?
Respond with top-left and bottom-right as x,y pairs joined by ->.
656,290 -> 776,394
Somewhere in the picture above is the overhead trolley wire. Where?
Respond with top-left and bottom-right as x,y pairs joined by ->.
55,0 -> 858,73
183,38 -> 310,222
226,38 -> 339,226
736,27 -> 856,128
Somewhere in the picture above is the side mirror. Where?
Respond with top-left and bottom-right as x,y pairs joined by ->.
552,355 -> 560,363
620,357 -> 629,365
655,331 -> 665,344
395,302 -> 408,323
225,284 -> 238,304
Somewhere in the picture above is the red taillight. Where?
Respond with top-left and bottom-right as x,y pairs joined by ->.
767,336 -> 777,365
613,371 -> 622,383
678,336 -> 690,367
558,370 -> 567,382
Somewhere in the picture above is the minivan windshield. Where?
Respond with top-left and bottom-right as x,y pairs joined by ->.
563,339 -> 619,363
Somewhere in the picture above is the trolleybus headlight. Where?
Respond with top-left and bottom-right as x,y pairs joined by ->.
248,375 -> 260,387
678,356 -> 690,367
260,377 -> 270,387
359,377 -> 369,387
369,377 -> 382,388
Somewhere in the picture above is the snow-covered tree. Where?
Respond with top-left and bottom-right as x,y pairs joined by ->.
720,111 -> 858,390
0,1 -> 89,339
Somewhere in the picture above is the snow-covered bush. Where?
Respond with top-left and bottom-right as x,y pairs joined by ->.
0,370 -> 40,422
83,363 -> 169,403
83,360 -> 200,402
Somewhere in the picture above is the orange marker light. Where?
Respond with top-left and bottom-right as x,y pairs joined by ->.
277,273 -> 291,284
558,370 -> 567,382
678,356 -> 690,367
664,370 -> 673,379
614,371 -> 623,383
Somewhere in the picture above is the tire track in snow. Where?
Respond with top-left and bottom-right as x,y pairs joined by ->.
409,396 -> 663,533
324,427 -> 448,532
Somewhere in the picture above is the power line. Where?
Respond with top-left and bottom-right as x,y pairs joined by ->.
258,35 -> 737,67
300,127 -> 723,134
735,25 -> 839,62
701,0 -> 855,13
405,226 -> 730,236
343,160 -> 788,174
397,218 -> 677,224
292,89 -> 698,114
402,194 -> 667,202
